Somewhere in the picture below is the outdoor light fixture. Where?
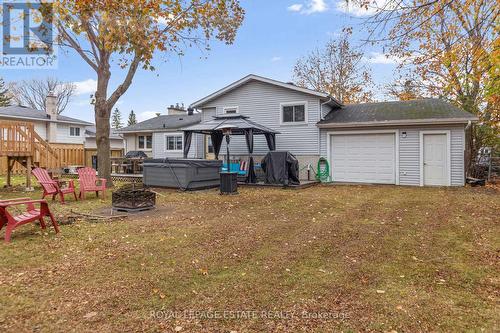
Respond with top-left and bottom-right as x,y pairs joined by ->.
402,131 -> 407,138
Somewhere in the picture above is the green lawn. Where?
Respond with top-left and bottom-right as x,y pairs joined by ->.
0,176 -> 498,332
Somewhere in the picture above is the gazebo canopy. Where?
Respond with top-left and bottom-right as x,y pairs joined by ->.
182,114 -> 280,135
182,114 -> 280,183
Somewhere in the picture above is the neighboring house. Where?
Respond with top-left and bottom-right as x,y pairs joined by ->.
117,107 -> 202,159
0,104 -> 92,145
190,74 -> 477,186
0,94 -> 126,173
84,126 -> 125,169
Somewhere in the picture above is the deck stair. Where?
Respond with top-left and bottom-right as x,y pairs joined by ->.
0,120 -> 59,188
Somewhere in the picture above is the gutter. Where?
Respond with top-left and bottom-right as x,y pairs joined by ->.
317,117 -> 479,128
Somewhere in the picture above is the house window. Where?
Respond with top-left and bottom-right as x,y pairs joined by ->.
165,135 -> 183,151
281,103 -> 306,124
223,106 -> 238,114
69,127 -> 80,136
138,135 -> 152,149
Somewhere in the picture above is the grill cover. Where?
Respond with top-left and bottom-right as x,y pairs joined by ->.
261,151 -> 300,186
125,150 -> 149,158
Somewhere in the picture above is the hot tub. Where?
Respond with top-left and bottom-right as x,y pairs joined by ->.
143,159 -> 222,190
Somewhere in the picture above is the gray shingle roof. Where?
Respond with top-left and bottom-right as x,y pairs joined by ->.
85,126 -> 122,139
0,105 -> 93,125
118,113 -> 202,132
318,99 -> 477,127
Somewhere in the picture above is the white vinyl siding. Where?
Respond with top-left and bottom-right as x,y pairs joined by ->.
200,80 -> 322,156
33,121 -> 47,140
320,125 -> 466,186
84,137 -> 124,150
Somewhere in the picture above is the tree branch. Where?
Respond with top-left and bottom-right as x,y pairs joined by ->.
107,54 -> 142,108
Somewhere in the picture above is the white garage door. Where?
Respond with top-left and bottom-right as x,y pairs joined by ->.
330,133 -> 396,184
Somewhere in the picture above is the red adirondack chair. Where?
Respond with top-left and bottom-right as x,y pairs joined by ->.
32,168 -> 77,204
77,167 -> 106,200
0,198 -> 59,243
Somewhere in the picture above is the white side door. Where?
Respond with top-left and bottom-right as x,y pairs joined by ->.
423,133 -> 448,186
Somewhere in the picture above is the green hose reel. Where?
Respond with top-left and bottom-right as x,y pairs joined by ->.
316,157 -> 331,183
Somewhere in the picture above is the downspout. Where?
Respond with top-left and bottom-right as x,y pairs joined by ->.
318,98 -> 334,156
464,120 -> 473,179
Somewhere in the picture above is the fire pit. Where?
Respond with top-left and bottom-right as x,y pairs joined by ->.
112,184 -> 156,212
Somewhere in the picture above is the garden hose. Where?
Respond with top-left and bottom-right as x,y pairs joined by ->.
316,157 -> 331,183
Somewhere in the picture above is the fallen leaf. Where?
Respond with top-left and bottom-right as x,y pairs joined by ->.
83,311 -> 97,319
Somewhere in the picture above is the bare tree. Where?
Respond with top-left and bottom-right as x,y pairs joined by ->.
9,77 -> 75,114
293,28 -> 373,103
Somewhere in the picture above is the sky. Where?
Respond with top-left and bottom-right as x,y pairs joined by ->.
2,0 -> 400,124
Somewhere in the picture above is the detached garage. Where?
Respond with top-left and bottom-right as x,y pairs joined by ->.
318,99 -> 478,186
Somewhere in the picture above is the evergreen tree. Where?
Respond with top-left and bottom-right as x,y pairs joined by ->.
0,77 -> 12,107
111,108 -> 123,129
127,110 -> 137,126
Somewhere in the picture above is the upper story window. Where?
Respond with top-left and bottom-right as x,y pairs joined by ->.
281,102 -> 307,124
69,127 -> 80,136
223,106 -> 238,114
138,135 -> 152,149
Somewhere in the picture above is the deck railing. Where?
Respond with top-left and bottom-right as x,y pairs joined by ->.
0,120 -> 60,173
0,121 -> 35,156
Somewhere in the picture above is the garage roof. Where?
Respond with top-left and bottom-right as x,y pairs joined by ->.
317,99 -> 478,128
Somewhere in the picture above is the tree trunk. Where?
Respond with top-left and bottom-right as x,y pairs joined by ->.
95,103 -> 113,187
94,63 -> 113,188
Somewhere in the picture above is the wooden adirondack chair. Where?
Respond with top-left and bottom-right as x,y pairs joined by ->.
77,167 -> 106,200
0,198 -> 59,243
32,168 -> 77,204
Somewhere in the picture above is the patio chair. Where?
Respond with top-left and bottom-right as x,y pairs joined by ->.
0,198 -> 59,243
77,167 -> 106,200
33,167 -> 77,204
221,160 -> 248,176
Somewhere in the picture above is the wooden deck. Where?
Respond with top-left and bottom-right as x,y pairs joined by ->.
0,121 -> 59,187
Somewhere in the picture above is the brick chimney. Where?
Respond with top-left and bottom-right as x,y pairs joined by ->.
46,92 -> 58,143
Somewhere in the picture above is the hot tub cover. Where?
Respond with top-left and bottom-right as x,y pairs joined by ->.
143,158 -> 222,167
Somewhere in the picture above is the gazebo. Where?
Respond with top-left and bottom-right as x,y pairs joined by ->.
182,114 -> 279,183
